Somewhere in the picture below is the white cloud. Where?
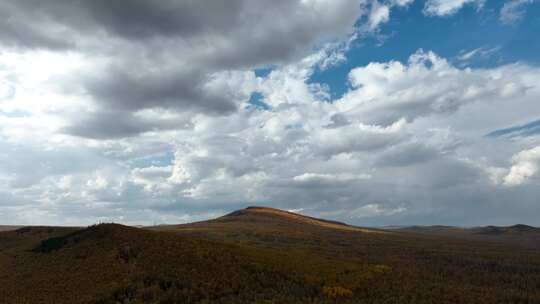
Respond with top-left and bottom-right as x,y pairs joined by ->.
457,46 -> 501,62
424,0 -> 485,16
337,50 -> 528,125
3,46 -> 540,225
364,0 -> 414,32
390,0 -> 414,6
315,119 -> 408,157
293,172 -> 371,183
500,0 -> 535,25
350,203 -> 406,218
132,166 -> 172,191
504,146 -> 540,186
368,1 -> 391,30
1,2 -> 540,226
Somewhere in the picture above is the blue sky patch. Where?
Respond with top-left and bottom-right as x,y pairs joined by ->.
129,151 -> 175,168
246,92 -> 271,110
309,0 -> 540,100
254,66 -> 275,78
486,118 -> 540,138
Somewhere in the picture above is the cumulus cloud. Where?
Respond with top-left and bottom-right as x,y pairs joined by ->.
1,0 -> 363,54
337,50 -> 528,125
504,146 -> 540,186
3,45 -> 540,225
62,110 -> 194,140
0,0 -> 368,139
1,1 -> 540,226
314,119 -> 409,157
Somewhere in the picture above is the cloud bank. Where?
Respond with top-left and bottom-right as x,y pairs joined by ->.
0,0 -> 539,226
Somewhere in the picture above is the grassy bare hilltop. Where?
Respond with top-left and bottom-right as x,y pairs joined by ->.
1,206 -> 539,303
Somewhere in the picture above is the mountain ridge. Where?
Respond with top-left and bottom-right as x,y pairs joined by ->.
2,206 -> 540,303
155,206 -> 387,235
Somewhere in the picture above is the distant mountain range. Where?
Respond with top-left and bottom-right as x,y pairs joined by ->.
1,206 -> 540,303
393,223 -> 540,235
392,223 -> 540,246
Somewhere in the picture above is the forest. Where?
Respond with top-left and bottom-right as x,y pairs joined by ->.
0,206 -> 539,303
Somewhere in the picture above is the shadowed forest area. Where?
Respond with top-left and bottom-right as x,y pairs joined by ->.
1,207 -> 539,303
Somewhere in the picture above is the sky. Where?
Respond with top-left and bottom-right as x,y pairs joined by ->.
1,0 -> 540,227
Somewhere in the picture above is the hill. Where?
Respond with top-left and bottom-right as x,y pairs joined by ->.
222,206 -> 372,231
474,224 -> 540,235
153,206 -> 385,235
395,224 -> 540,247
1,207 -> 540,303
0,225 -> 23,232
2,223 -> 357,303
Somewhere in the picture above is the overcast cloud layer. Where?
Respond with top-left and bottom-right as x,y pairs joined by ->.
1,0 -> 539,226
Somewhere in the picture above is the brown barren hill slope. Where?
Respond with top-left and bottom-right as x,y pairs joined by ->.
0,225 -> 22,232
152,206 -> 388,246
1,207 -> 540,303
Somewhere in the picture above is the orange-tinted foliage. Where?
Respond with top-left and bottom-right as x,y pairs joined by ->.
1,207 -> 539,303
